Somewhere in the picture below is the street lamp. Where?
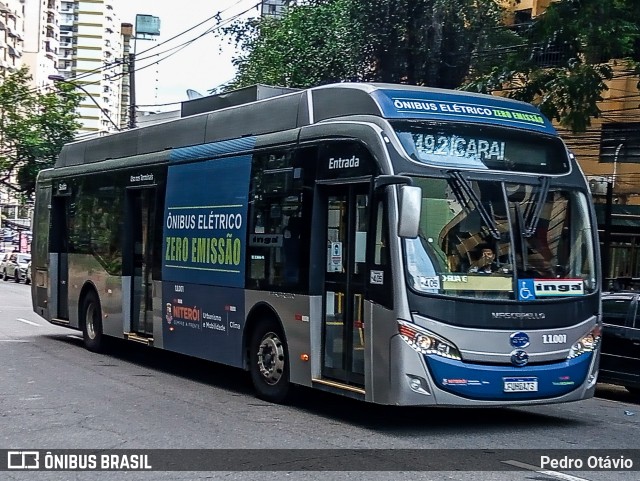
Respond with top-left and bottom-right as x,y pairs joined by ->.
48,74 -> 121,132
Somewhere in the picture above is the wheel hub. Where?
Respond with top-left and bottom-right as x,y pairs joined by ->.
257,333 -> 285,385
86,304 -> 96,340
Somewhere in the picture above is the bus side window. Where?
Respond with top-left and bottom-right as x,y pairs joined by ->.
246,150 -> 308,293
368,197 -> 393,309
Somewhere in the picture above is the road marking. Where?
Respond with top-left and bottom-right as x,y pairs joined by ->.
0,339 -> 30,343
16,318 -> 41,327
502,460 -> 590,481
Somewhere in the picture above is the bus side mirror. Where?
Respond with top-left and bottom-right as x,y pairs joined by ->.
398,185 -> 421,238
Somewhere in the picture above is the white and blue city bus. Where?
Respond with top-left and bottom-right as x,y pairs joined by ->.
31,83 -> 601,405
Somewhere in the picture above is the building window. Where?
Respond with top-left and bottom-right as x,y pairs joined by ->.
514,9 -> 532,25
600,123 -> 640,164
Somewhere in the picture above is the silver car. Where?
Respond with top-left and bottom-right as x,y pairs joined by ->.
2,253 -> 31,283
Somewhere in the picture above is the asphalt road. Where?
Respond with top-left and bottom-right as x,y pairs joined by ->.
1,281 -> 639,481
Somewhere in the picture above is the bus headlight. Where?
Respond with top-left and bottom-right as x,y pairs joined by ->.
567,325 -> 601,360
397,320 -> 462,360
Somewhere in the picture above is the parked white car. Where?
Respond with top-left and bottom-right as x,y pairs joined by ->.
2,253 -> 31,283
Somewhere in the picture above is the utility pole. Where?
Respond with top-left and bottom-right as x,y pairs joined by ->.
128,14 -> 160,128
128,53 -> 136,129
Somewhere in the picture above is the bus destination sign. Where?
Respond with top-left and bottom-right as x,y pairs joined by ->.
373,89 -> 556,135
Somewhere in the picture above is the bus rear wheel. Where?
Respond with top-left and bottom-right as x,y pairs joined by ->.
249,320 -> 290,403
81,291 -> 104,353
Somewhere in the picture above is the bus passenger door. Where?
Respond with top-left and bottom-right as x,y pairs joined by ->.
321,183 -> 369,386
51,194 -> 70,320
127,188 -> 156,337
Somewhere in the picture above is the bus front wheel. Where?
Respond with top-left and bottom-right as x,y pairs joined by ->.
81,291 -> 104,353
249,320 -> 290,403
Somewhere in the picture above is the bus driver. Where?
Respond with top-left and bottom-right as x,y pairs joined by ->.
468,244 -> 498,274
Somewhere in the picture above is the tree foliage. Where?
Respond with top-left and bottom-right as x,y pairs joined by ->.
350,0 -> 506,88
220,0 -> 362,89
464,0 -> 640,132
0,67 -> 81,198
220,0 -> 506,90
221,0 -> 640,133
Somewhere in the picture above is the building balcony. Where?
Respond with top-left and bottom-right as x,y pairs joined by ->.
7,45 -> 21,58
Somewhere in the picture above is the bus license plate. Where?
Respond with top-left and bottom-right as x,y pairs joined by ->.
503,377 -> 538,393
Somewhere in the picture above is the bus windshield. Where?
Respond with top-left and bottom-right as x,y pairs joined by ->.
404,177 -> 596,300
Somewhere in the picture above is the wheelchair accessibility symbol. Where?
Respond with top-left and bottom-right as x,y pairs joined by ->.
518,280 -> 536,301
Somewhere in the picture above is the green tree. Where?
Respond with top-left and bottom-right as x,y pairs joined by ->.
350,0 -> 506,88
220,0 -> 507,90
464,0 -> 640,132
0,67 -> 81,198
222,0 -> 640,133
221,0 -> 362,89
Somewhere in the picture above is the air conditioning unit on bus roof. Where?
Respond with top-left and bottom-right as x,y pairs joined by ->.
587,175 -> 609,196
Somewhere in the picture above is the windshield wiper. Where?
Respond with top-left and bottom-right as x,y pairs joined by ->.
449,171 -> 501,240
514,203 -> 529,273
523,177 -> 550,237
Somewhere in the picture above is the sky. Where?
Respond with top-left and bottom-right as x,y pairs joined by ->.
112,0 -> 261,111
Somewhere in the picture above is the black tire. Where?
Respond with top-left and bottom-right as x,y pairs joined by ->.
25,277 -> 30,285
249,319 -> 290,403
625,386 -> 640,397
81,291 -> 104,353
2,270 -> 7,281
13,271 -> 20,283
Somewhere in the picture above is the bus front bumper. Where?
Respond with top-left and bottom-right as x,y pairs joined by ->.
388,335 -> 598,406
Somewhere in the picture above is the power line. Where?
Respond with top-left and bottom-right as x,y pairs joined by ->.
105,3 -> 261,87
135,0 -> 253,57
21,1 -> 260,98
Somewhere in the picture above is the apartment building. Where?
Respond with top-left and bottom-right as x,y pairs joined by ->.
58,0 -> 123,135
23,0 -> 59,89
0,0 -> 24,74
1,1 -> 128,222
261,0 -> 291,18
